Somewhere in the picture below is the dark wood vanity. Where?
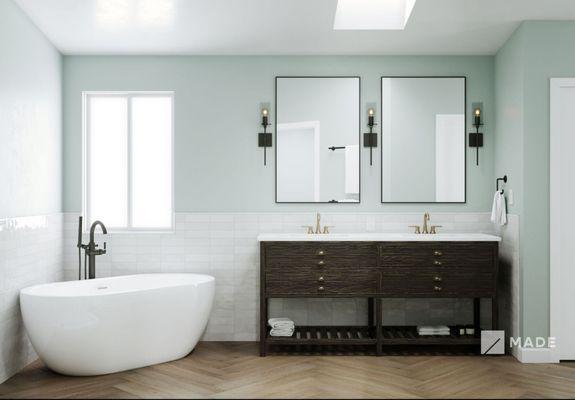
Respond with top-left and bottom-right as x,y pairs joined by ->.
259,237 -> 499,356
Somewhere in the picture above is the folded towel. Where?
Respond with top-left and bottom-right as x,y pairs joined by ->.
418,331 -> 450,336
417,325 -> 450,336
418,325 -> 450,331
490,190 -> 507,226
418,326 -> 450,330
270,328 -> 295,337
345,145 -> 359,194
268,318 -> 295,330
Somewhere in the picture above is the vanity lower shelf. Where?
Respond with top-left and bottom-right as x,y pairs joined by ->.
267,326 -> 377,345
266,325 -> 480,347
381,326 -> 480,346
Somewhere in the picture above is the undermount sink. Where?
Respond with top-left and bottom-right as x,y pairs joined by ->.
256,233 -> 501,242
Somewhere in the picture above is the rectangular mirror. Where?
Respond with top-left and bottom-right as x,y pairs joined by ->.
276,77 -> 360,203
381,77 -> 466,203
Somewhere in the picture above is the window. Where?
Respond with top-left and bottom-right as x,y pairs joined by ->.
83,92 -> 174,231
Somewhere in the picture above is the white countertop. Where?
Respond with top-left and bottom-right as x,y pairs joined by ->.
257,233 -> 501,242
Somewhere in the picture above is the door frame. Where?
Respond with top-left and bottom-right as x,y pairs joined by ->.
276,121 -> 321,202
549,78 -> 575,362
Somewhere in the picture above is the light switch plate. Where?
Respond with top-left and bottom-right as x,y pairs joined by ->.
508,189 -> 514,206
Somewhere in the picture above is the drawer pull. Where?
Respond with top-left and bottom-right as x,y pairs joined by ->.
317,260 -> 325,266
434,250 -> 443,256
434,286 -> 443,292
318,286 -> 325,291
318,276 -> 325,282
316,250 -> 326,256
434,276 -> 442,282
434,260 -> 442,266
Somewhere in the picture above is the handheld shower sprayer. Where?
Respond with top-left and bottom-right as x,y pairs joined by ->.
77,216 -> 83,279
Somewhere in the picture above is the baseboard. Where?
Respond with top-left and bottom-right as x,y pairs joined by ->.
516,347 -> 556,363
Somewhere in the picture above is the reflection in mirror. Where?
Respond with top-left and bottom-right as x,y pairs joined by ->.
276,77 -> 360,203
381,77 -> 466,203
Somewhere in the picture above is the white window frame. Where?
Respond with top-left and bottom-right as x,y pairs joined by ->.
82,91 -> 175,233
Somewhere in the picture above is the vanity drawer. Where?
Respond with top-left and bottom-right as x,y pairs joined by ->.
266,271 -> 379,296
265,242 -> 377,270
380,269 -> 495,297
378,242 -> 496,271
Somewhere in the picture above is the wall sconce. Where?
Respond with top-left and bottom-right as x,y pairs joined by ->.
363,107 -> 378,166
258,107 -> 272,166
469,103 -> 484,166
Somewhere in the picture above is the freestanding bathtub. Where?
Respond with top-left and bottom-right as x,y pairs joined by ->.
20,273 -> 215,376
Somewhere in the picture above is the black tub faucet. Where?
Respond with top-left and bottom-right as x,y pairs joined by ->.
87,221 -> 107,279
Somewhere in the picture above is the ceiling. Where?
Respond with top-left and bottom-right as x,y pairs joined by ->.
14,0 -> 575,56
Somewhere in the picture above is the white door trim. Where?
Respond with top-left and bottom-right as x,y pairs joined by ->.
549,78 -> 575,362
277,121 -> 321,202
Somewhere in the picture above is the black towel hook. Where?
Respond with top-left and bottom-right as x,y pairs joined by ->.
496,175 -> 508,193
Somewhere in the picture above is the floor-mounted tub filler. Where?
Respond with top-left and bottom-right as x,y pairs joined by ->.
20,274 -> 215,376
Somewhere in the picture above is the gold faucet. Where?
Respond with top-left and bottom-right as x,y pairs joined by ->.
303,213 -> 333,234
422,212 -> 430,234
409,212 -> 441,234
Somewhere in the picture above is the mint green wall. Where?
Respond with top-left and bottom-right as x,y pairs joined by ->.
494,25 -> 526,340
495,21 -> 575,340
63,56 -> 494,212
0,0 -> 62,219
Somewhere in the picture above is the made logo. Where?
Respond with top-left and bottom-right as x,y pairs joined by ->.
481,330 -> 505,355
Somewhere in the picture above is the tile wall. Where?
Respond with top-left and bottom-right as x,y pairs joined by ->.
63,212 -> 519,342
0,214 -> 63,383
494,214 -> 521,357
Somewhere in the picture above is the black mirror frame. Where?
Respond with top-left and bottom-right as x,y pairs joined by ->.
275,76 -> 362,204
380,76 -> 467,204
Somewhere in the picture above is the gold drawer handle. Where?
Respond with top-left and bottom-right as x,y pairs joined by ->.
434,250 -> 443,256
434,286 -> 443,292
434,260 -> 442,266
318,276 -> 325,282
317,260 -> 325,266
316,250 -> 326,256
434,276 -> 442,282
318,286 -> 325,291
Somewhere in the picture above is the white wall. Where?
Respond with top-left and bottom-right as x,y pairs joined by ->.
0,0 -> 62,219
0,0 -> 63,383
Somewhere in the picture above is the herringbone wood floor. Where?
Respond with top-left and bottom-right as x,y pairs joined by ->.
2,342 -> 575,399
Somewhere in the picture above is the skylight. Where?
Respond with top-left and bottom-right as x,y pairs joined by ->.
334,0 -> 417,30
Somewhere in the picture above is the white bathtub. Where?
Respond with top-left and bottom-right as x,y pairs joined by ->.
20,273 -> 215,376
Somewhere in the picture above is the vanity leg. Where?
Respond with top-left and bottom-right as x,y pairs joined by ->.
473,298 -> 481,335
376,298 -> 382,356
368,298 -> 374,327
492,296 -> 499,330
260,297 -> 267,357
260,243 -> 267,357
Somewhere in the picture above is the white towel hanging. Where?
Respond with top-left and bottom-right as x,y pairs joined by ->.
491,191 -> 507,226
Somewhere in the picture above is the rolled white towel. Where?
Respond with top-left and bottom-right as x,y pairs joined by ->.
268,318 -> 295,330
